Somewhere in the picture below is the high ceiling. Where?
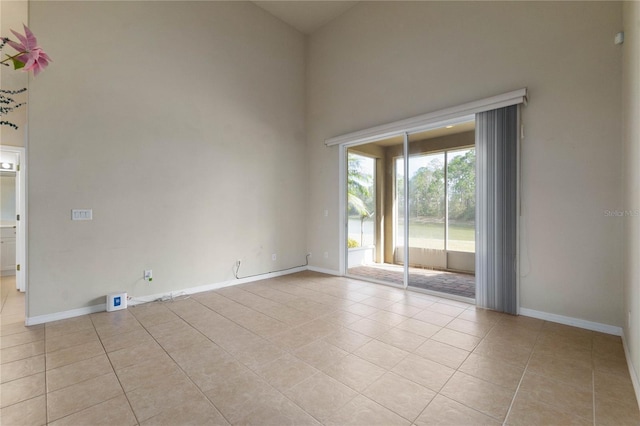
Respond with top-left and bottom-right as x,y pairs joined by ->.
252,1 -> 358,34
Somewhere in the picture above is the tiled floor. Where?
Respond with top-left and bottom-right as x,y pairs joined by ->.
1,271 -> 639,425
348,264 -> 475,298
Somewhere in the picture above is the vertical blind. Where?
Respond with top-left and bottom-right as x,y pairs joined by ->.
475,105 -> 518,314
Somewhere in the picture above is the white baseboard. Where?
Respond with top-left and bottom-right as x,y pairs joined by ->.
621,331 -> 640,410
26,267 -> 310,322
519,307 -> 622,336
306,265 -> 341,276
26,304 -> 106,326
129,266 -> 308,306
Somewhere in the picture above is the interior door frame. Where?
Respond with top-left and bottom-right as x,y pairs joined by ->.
0,145 -> 26,294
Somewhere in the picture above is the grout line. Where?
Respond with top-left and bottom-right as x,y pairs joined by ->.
501,321 -> 542,426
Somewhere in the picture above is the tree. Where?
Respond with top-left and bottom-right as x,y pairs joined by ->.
447,150 -> 475,221
348,153 -> 375,246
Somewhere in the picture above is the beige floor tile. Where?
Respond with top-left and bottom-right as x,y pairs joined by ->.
318,309 -> 363,326
353,339 -> 409,370
440,371 -> 514,421
383,302 -> 423,317
284,372 -> 358,421
363,372 -> 436,422
293,339 -> 348,370
46,354 -> 113,392
254,353 -> 319,392
506,392 -> 592,426
0,329 -> 44,350
323,328 -> 371,352
130,306 -> 180,328
413,309 -> 455,327
533,334 -> 592,366
0,354 -> 45,384
446,317 -> 495,337
154,327 -> 212,353
144,318 -> 194,339
425,302 -> 466,317
366,310 -> 407,326
342,303 -> 380,317
527,351 -> 592,389
48,395 -> 137,426
346,317 -> 393,338
126,373 -> 202,422
169,341 -> 229,370
203,368 -> 283,424
115,353 -> 182,392
47,372 -> 123,422
393,318 -> 442,338
0,372 -> 45,408
458,307 -> 505,325
431,327 -> 481,351
107,340 -> 165,370
594,352 -> 631,377
518,372 -> 592,420
392,354 -> 455,392
0,394 -> 46,426
45,328 -> 98,353
415,394 -> 500,425
46,340 -> 105,370
99,328 -> 155,353
377,328 -> 428,352
594,370 -> 638,407
323,354 -> 387,392
45,317 -> 94,338
458,353 -> 524,391
472,338 -> 532,368
0,341 -> 44,365
140,397 -> 229,425
234,339 -> 286,371
235,391 -> 321,426
414,339 -> 470,369
268,326 -> 322,350
595,393 -> 640,425
325,394 -> 410,426
183,355 -> 248,392
0,322 -> 42,338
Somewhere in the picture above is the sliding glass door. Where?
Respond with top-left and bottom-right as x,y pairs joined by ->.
345,121 -> 477,298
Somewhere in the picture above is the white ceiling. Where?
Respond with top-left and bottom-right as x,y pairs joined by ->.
252,1 -> 358,34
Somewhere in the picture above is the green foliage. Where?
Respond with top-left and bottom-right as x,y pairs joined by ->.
406,149 -> 475,222
347,153 -> 374,218
347,238 -> 359,248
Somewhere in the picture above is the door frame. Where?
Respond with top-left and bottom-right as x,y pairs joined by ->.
0,145 -> 26,295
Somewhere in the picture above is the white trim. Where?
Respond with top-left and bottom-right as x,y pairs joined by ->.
25,266 -> 308,324
338,146 -> 347,275
325,88 -> 527,147
26,304 -> 105,326
519,307 -> 622,336
307,265 -> 341,276
622,331 -> 640,410
0,145 -> 26,296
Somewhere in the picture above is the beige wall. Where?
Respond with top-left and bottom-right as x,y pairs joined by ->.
0,0 -> 28,146
307,1 -> 624,326
622,0 -> 640,393
27,1 -> 307,317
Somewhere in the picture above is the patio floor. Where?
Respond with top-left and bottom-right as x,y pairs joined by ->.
347,263 -> 475,298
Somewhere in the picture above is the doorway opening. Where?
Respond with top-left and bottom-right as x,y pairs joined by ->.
345,120 -> 476,300
0,146 -> 26,325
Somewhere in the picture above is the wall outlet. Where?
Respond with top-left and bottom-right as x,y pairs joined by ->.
272,253 -> 277,261
144,270 -> 153,282
307,252 -> 312,258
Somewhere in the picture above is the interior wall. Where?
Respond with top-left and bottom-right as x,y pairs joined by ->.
0,0 -> 29,146
27,1 -> 307,317
622,0 -> 640,390
306,1 -> 624,326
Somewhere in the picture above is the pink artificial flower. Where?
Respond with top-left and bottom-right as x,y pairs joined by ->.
6,24 -> 51,76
